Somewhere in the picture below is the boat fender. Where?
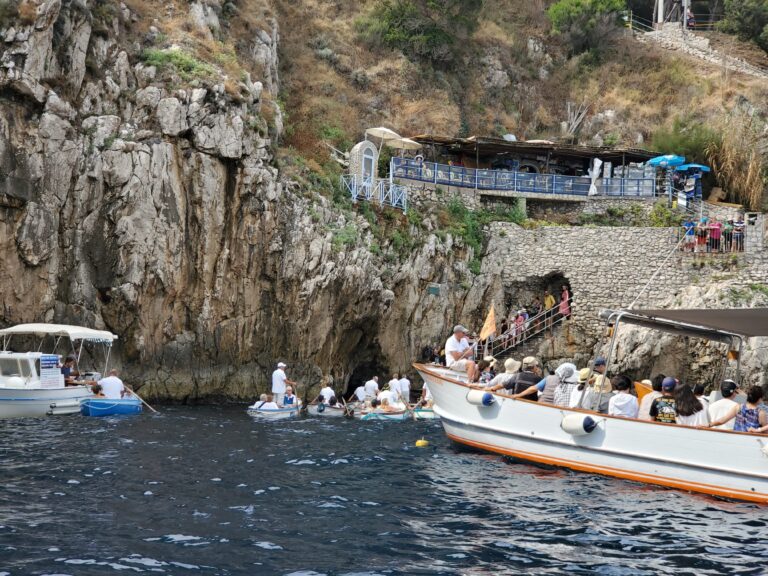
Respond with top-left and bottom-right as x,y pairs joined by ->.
561,413 -> 598,436
318,403 -> 325,413
466,389 -> 495,406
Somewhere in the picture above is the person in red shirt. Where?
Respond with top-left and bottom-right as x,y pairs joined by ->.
708,219 -> 722,253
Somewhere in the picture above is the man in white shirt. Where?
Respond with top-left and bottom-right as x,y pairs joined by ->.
319,383 -> 336,404
707,380 -> 741,430
364,376 -> 379,399
444,325 -> 478,381
387,374 -> 400,396
98,369 -> 126,399
398,374 -> 411,405
271,362 -> 296,406
608,375 -> 638,418
353,385 -> 366,403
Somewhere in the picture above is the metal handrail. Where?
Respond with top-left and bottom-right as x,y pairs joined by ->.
487,297 -> 573,359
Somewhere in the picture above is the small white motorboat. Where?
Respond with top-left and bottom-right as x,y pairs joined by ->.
358,409 -> 409,421
246,405 -> 300,420
307,403 -> 349,417
0,324 -> 119,418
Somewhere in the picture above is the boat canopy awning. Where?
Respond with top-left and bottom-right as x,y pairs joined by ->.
0,323 -> 119,342
616,309 -> 768,339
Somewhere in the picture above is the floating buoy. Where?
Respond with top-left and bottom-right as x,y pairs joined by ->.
415,438 -> 429,448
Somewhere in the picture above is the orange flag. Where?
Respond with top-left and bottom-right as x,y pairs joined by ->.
479,304 -> 497,341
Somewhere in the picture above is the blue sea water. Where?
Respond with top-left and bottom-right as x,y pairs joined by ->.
0,406 -> 766,575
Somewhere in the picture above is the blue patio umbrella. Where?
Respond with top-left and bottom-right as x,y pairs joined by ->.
648,154 -> 686,168
675,163 -> 711,172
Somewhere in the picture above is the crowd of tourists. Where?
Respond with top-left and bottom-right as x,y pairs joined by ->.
442,325 -> 767,434
681,215 -> 745,253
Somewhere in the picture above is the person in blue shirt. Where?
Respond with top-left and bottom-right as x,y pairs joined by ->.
682,218 -> 696,252
283,386 -> 297,407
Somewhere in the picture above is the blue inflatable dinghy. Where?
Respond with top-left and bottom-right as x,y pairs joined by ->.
80,397 -> 143,417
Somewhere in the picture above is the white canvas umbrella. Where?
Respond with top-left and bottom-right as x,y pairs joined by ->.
365,126 -> 401,142
385,137 -> 422,151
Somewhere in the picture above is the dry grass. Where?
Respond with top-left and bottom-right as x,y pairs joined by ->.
17,0 -> 36,24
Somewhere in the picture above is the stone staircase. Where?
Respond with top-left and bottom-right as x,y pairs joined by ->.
638,24 -> 768,81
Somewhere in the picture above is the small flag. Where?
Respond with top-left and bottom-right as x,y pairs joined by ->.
479,305 -> 497,341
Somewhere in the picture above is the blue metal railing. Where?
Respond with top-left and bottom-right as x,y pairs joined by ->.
391,157 -> 655,198
341,175 -> 407,212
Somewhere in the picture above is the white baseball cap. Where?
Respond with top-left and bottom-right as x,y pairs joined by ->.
277,362 -> 287,368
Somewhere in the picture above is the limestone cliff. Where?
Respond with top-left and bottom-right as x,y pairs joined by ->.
0,0 -> 488,400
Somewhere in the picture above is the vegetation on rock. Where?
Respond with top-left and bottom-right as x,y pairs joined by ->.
547,0 -> 626,56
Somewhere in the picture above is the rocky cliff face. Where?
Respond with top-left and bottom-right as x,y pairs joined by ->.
0,0 -> 489,400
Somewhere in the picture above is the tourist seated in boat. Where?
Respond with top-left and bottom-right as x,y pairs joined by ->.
283,386 -> 298,407
259,394 -> 279,410
364,376 -> 380,399
318,383 -> 336,404
649,377 -> 678,424
487,358 -> 522,391
638,375 -> 665,420
353,384 -> 367,403
475,360 -> 493,385
707,380 -> 741,430
377,387 -> 394,405
541,362 -> 578,406
569,368 -> 594,408
98,369 -> 126,399
608,375 -> 638,418
444,325 -> 478,381
675,383 -> 709,427
61,356 -> 79,385
507,357 -> 544,401
420,383 -> 433,407
378,398 -> 397,413
733,386 -> 767,433
693,384 -> 710,410
91,383 -> 106,398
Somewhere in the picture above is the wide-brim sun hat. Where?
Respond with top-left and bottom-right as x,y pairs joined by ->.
504,358 -> 522,374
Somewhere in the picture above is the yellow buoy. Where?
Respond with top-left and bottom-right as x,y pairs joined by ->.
415,438 -> 429,448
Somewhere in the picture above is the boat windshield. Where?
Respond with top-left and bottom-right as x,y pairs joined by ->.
0,357 -> 24,378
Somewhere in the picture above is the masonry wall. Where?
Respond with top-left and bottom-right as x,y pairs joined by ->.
482,223 -> 692,333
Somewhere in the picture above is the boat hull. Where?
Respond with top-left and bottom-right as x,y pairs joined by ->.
307,404 -> 348,417
0,386 -> 93,418
413,408 -> 438,420
359,410 -> 409,421
80,397 -> 142,417
247,406 -> 300,420
415,363 -> 768,504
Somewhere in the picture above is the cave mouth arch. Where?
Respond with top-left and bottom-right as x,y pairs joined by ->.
500,271 -> 572,321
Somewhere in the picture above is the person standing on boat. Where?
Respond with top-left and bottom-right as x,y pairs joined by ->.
271,362 -> 296,406
638,376 -> 664,420
444,325 -> 478,381
319,382 -> 336,405
707,380 -> 741,430
649,377 -> 678,424
98,369 -> 126,399
387,374 -> 400,399
398,373 -> 411,405
608,375 -> 638,418
353,384 -> 367,403
364,376 -> 380,399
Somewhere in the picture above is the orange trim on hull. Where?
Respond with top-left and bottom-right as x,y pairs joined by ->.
445,432 -> 768,504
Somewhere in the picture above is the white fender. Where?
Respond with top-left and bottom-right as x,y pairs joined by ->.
466,389 -> 495,406
561,413 -> 599,436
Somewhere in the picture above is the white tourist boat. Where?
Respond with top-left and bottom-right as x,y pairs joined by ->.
415,308 -> 768,504
0,323 -> 118,418
246,405 -> 301,420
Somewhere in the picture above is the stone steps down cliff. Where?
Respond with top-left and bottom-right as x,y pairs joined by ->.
638,25 -> 768,80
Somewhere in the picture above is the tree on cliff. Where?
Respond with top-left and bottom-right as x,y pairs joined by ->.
357,0 -> 482,65
547,0 -> 627,56
719,0 -> 768,53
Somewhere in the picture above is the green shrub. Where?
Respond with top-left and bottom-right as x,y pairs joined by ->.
648,201 -> 684,227
331,224 -> 358,252
651,117 -> 720,164
318,124 -> 352,150
356,0 -> 481,65
547,0 -> 626,56
141,48 -> 216,80
719,0 -> 768,53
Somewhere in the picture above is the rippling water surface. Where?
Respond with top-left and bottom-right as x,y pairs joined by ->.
1,406 -> 766,575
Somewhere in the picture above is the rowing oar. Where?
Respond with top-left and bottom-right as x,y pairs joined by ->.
341,396 -> 354,418
124,384 -> 158,413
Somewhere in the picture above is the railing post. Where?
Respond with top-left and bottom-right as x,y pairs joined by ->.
433,162 -> 437,185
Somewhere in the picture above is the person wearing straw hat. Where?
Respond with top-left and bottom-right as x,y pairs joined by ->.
444,325 -> 478,381
272,362 -> 296,406
487,358 -> 522,391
